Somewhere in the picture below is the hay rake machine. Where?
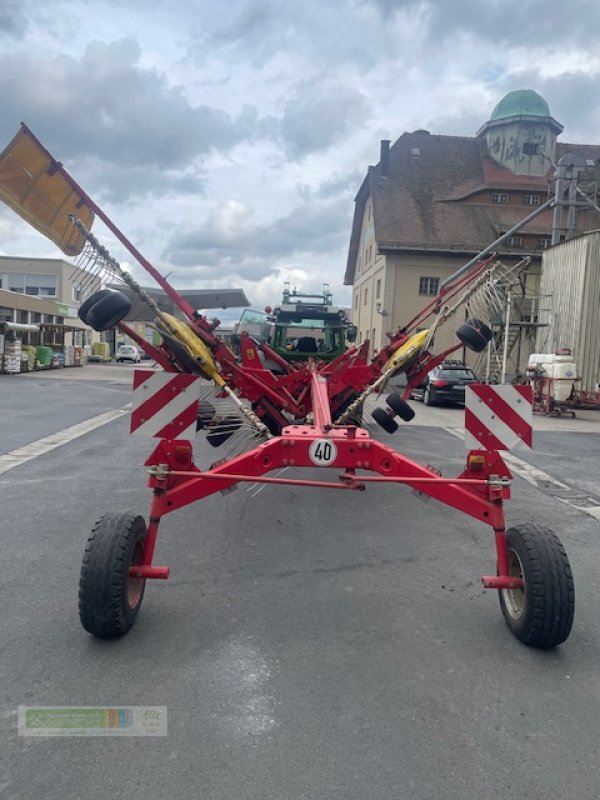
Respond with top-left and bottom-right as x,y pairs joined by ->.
0,124 -> 575,648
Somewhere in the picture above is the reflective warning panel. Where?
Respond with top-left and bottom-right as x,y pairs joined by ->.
131,371 -> 200,441
465,385 -> 533,451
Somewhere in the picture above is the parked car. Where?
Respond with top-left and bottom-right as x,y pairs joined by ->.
410,361 -> 478,406
115,344 -> 141,363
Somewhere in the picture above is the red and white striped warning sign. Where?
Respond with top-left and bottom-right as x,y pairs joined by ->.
465,384 -> 533,451
130,370 -> 200,440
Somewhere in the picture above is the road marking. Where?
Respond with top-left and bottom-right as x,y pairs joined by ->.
443,426 -> 600,522
0,405 -> 131,475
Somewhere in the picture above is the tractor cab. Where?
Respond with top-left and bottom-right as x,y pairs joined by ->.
265,283 -> 356,363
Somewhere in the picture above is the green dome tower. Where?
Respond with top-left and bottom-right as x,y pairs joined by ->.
477,90 -> 563,176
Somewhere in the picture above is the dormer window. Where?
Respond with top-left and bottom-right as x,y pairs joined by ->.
492,192 -> 509,204
523,194 -> 541,206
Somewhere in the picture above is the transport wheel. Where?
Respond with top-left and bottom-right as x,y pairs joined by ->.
85,290 -> 132,332
78,289 -> 113,324
424,386 -> 435,406
206,415 -> 243,447
386,392 -> 415,421
371,406 -> 398,434
498,523 -> 575,649
79,513 -> 147,638
456,317 -> 492,353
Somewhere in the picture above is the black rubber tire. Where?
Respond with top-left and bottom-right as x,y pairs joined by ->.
78,289 -> 114,323
456,317 -> 492,353
498,523 -> 575,649
371,406 -> 399,434
85,290 -> 132,332
386,392 -> 415,421
206,415 -> 243,447
424,386 -> 434,406
79,512 -> 147,638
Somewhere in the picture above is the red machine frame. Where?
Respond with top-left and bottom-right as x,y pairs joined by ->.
10,127 -> 529,605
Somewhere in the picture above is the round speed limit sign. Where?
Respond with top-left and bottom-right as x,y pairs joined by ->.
309,438 -> 338,466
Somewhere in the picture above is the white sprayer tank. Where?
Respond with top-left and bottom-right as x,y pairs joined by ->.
527,354 -> 578,402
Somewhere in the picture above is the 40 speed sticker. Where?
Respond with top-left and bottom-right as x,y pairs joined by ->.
308,438 -> 337,466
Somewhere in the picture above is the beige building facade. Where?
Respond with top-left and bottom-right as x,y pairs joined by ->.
345,90 -> 600,378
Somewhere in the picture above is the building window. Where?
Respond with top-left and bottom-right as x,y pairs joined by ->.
73,285 -> 81,302
419,276 -> 439,296
18,310 -> 29,324
9,274 -> 24,292
372,328 -> 376,344
538,238 -> 551,249
492,193 -> 509,204
0,306 -> 13,321
523,194 -> 541,206
32,312 -> 42,323
507,236 -> 523,248
523,142 -> 539,156
375,279 -> 381,299
364,287 -> 368,305
9,273 -> 57,296
354,293 -> 358,310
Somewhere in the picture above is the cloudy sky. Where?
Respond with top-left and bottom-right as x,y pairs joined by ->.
1,0 -> 600,319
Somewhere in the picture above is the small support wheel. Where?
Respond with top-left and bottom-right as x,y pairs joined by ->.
456,317 -> 493,353
498,523 -> 575,649
371,406 -> 399,434
81,290 -> 132,332
79,512 -> 148,638
386,392 -> 415,421
78,289 -> 114,323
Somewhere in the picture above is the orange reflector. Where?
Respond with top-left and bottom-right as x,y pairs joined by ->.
467,453 -> 486,471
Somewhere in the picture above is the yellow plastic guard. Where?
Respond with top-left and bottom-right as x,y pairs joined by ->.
158,313 -> 224,386
0,125 -> 94,256
385,329 -> 430,374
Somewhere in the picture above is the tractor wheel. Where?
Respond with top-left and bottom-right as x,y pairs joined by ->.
456,317 -> 493,353
424,386 -> 435,406
78,289 -> 113,323
498,523 -> 575,649
84,290 -> 132,332
79,513 -> 147,638
371,407 -> 399,434
386,392 -> 415,421
206,415 -> 243,447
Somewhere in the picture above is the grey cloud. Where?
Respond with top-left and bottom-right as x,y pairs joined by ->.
0,0 -> 28,36
0,38 -> 261,189
78,160 -> 207,204
366,0 -> 600,48
161,198 -> 352,282
190,0 -> 406,71
280,81 -> 371,160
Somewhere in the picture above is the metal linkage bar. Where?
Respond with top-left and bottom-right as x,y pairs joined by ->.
146,433 -> 507,524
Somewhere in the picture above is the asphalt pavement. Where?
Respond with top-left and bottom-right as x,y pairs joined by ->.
1,367 -> 600,800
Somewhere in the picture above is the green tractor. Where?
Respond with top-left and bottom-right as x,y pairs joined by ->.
265,283 -> 356,363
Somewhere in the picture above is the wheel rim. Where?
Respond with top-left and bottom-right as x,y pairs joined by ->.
502,548 -> 525,620
127,540 -> 145,609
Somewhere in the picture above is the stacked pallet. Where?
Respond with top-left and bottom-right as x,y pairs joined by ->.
21,345 -> 37,371
36,345 -> 52,368
92,342 -> 110,361
3,337 -> 22,374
